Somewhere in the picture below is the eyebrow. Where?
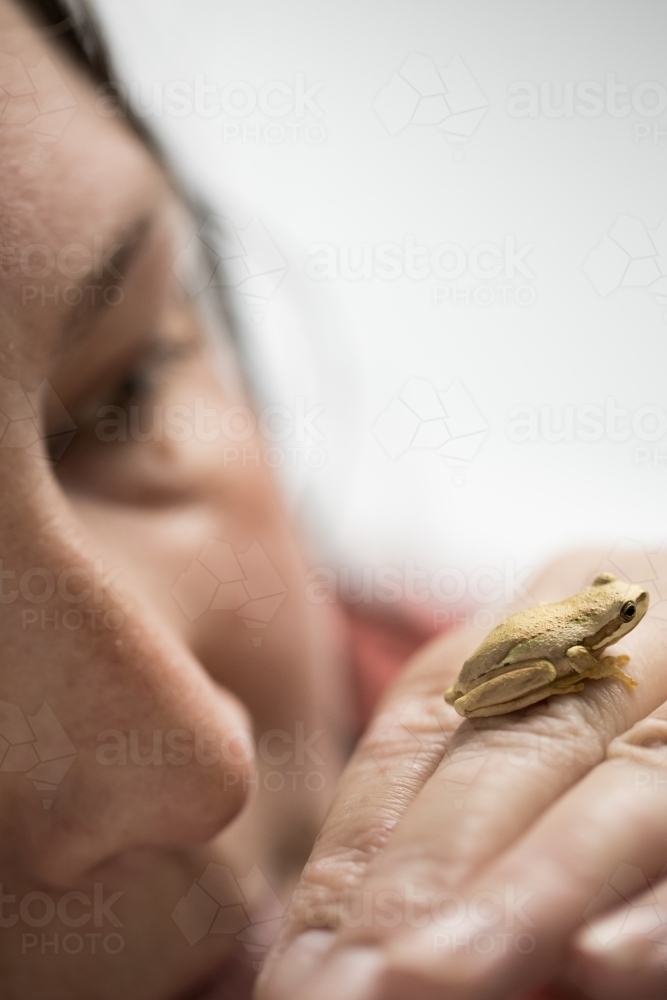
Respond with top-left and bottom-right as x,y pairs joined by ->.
60,213 -> 155,348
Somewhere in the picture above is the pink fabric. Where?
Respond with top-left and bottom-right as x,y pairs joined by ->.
342,601 -> 453,733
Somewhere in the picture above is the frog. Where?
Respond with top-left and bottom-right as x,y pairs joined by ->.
445,573 -> 649,718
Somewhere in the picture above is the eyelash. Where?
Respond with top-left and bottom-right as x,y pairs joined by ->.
110,343 -> 188,409
67,339 -> 199,443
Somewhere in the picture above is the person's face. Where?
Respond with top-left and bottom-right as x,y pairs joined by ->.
0,3 -> 350,996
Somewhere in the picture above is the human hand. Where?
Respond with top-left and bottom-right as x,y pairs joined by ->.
256,550 -> 667,1000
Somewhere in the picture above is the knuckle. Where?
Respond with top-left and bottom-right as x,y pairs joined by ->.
284,838 -> 386,932
462,700 -> 608,773
330,845 -> 529,945
289,850 -> 466,943
284,876 -> 344,932
607,715 -> 667,767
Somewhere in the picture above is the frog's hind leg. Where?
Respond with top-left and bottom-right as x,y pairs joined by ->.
452,660 -> 557,717
565,645 -> 637,689
548,675 -> 586,696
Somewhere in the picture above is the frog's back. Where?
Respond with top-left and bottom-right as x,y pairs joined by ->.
461,596 -> 585,680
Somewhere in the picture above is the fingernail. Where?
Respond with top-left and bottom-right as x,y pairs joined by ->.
576,922 -> 650,968
299,946 -> 385,1000
259,930 -> 335,1000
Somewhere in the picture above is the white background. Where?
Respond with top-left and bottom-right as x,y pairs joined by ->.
92,0 -> 667,585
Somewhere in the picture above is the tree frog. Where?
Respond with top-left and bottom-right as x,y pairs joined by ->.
445,574 -> 649,718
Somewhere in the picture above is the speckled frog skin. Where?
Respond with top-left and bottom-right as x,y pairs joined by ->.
445,573 -> 649,718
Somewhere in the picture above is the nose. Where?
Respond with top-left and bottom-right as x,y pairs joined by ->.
0,494 -> 254,887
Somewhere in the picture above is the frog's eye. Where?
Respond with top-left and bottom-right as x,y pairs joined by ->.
620,601 -> 636,622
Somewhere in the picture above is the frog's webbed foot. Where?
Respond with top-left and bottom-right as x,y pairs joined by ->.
566,645 -> 637,689
599,653 -> 637,688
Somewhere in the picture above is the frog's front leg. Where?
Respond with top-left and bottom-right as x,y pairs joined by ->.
599,653 -> 637,688
451,659 -> 557,717
565,645 -> 637,688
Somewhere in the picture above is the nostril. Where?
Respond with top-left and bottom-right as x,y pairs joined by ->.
20,673 -> 257,887
26,731 -> 256,888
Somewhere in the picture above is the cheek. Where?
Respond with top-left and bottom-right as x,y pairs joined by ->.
61,348 -> 346,754
0,466 -> 256,883
69,483 -> 323,726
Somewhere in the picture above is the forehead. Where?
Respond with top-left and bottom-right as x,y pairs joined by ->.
0,0 -> 169,368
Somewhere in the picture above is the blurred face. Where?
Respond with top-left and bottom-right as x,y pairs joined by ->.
0,2 -> 350,996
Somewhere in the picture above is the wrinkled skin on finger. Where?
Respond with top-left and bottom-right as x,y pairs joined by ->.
257,550 -> 667,1000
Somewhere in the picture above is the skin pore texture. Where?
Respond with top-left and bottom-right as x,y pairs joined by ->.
4,3 -> 667,1000
0,2 -> 350,996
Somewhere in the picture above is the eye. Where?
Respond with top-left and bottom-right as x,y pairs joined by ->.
620,601 -> 636,622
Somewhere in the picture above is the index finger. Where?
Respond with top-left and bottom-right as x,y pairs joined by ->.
255,625 -> 479,994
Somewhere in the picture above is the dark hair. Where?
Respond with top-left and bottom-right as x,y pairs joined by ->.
17,0 -> 163,157
16,0 -> 246,363
18,0 -> 114,84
